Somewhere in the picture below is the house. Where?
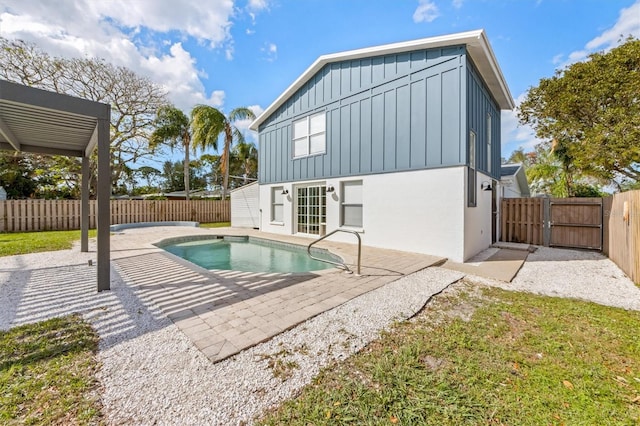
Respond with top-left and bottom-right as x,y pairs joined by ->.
500,163 -> 530,198
249,30 -> 514,262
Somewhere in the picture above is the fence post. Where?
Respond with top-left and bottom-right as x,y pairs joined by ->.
543,197 -> 551,247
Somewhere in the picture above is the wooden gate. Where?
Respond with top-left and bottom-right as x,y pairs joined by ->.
549,198 -> 603,250
501,197 -> 603,250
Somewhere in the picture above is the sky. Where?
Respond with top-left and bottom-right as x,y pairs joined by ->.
1,0 -> 639,165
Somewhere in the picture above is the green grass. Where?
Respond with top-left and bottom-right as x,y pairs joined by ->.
259,281 -> 640,425
199,222 -> 231,228
0,229 -> 97,257
0,315 -> 103,425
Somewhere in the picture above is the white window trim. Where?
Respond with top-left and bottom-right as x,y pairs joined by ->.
340,180 -> 364,231
487,113 -> 492,174
271,186 -> 284,224
468,130 -> 477,208
292,112 -> 326,159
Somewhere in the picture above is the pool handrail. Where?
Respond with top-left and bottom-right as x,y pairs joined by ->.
307,229 -> 361,275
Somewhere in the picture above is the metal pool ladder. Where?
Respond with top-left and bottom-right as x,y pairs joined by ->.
307,229 -> 361,275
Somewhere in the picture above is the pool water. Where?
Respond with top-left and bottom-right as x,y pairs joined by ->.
161,238 -> 338,273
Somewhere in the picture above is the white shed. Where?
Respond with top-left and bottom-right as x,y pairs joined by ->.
230,182 -> 260,229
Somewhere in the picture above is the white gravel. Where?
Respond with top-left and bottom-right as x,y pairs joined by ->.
478,246 -> 640,311
1,242 -> 638,425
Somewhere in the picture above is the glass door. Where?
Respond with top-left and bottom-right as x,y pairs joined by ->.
296,185 -> 326,235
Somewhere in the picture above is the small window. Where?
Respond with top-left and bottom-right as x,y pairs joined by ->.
292,112 -> 326,158
341,181 -> 363,228
271,187 -> 284,222
468,131 -> 477,207
486,114 -> 492,173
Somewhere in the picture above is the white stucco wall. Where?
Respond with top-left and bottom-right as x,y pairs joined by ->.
258,166 -> 491,262
463,170 -> 494,260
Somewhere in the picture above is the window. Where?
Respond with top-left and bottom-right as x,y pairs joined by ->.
468,131 -> 477,207
341,181 -> 363,228
271,187 -> 284,222
486,113 -> 492,173
293,112 -> 326,158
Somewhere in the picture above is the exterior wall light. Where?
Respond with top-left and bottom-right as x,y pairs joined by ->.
281,189 -> 289,195
481,181 -> 493,191
326,185 -> 335,193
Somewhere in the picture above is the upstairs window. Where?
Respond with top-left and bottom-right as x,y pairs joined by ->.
293,112 -> 326,158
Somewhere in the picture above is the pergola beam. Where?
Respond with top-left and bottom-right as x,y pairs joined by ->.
0,116 -> 20,150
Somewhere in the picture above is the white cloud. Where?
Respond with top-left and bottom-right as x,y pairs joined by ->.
0,0 -> 266,112
261,42 -> 277,61
556,0 -> 640,67
247,0 -> 269,12
586,0 -> 640,50
413,0 -> 440,23
231,105 -> 263,143
501,93 -> 540,158
452,0 -> 464,9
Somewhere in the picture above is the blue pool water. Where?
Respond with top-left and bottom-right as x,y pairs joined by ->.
161,238 -> 338,273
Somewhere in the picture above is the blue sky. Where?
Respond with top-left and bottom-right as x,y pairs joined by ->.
1,0 -> 639,164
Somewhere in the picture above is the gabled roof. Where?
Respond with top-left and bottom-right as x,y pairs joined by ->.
501,163 -> 530,197
251,29 -> 513,131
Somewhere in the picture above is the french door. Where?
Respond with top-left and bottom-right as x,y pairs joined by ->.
296,185 -> 326,235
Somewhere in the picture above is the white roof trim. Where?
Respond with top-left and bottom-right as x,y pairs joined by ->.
250,29 -> 514,131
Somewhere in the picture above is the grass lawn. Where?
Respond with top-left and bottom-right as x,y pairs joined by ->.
0,229 -> 97,257
0,315 -> 102,425
200,222 -> 231,228
0,223 -> 229,257
259,281 -> 640,425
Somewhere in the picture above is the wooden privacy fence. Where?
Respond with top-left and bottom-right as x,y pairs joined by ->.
603,191 -> 640,284
500,197 -> 544,245
501,197 -> 603,250
0,199 -> 230,232
502,191 -> 640,284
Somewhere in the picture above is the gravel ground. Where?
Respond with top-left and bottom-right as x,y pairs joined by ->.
478,246 -> 640,311
1,242 -> 638,425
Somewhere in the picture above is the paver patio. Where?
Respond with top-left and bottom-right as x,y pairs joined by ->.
110,226 -> 445,361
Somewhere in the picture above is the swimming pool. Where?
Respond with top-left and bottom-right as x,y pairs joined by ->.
158,236 -> 341,273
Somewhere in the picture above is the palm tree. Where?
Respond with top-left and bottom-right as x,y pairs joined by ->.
150,106 -> 192,199
191,105 -> 256,198
233,141 -> 258,185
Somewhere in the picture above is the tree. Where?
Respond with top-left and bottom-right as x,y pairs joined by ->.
200,153 -> 222,190
519,37 -> 640,188
233,141 -> 258,185
191,106 -> 256,198
137,166 -> 162,192
159,160 -> 206,194
150,106 -> 193,199
0,37 -> 168,193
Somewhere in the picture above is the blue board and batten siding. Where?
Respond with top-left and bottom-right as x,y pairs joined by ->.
258,45 -> 500,184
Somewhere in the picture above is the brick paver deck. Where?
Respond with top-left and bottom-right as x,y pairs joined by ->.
110,227 -> 445,362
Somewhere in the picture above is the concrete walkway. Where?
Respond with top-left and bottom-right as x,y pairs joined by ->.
110,227 -> 445,362
442,245 -> 530,282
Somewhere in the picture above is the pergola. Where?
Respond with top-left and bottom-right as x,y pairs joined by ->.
0,79 -> 111,291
